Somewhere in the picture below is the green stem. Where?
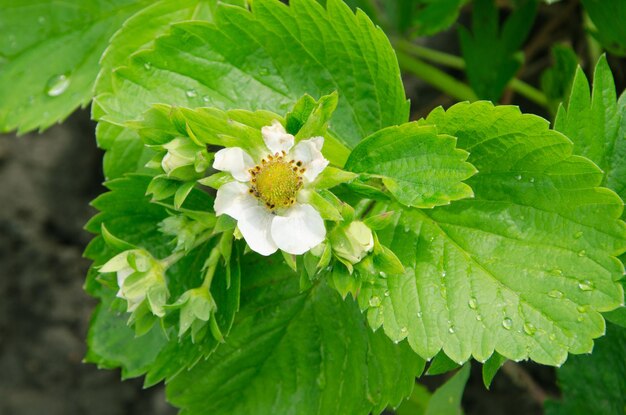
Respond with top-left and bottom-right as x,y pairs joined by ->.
202,247 -> 222,289
160,231 -> 214,269
395,38 -> 465,70
396,51 -> 478,102
394,39 -> 549,108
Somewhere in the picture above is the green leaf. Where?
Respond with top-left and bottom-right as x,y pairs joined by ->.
603,307 -> 626,329
426,351 -> 460,376
96,0 -> 220,94
396,383 -> 431,415
346,122 -> 476,208
424,364 -> 470,415
545,323 -> 626,415
167,258 -> 425,415
0,0 -> 151,133
84,175 -> 241,381
554,55 -> 626,203
540,45 -> 579,115
459,0 -> 536,101
95,0 -> 408,179
93,0 -> 234,179
582,0 -> 626,57
342,0 -> 466,37
359,101 -> 626,366
482,352 -> 507,389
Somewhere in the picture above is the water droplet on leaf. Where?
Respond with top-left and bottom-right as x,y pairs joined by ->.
383,290 -> 390,297
45,74 -> 70,97
502,317 -> 512,330
143,62 -> 152,70
548,290 -> 564,299
523,322 -> 536,335
448,326 -> 455,334
578,250 -> 586,257
578,280 -> 594,291
468,297 -> 478,309
574,231 -> 583,239
368,296 -> 381,307
185,89 -> 197,98
400,327 -> 408,335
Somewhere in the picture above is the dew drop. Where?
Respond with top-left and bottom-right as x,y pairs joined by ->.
548,289 -> 564,299
383,290 -> 390,297
468,297 -> 478,310
258,67 -> 270,76
550,268 -> 563,276
416,311 -> 423,318
502,317 -> 513,330
529,177 -> 535,183
523,322 -> 536,336
515,174 -> 522,181
577,315 -> 584,322
574,231 -> 583,239
400,327 -> 408,335
578,280 -> 594,291
577,305 -> 589,313
185,88 -> 197,98
549,333 -> 556,341
578,250 -> 586,257
45,74 -> 70,97
143,62 -> 152,70
202,96 -> 210,104
448,326 -> 456,334
379,271 -> 387,278
441,270 -> 447,277
476,314 -> 482,321
369,296 -> 381,307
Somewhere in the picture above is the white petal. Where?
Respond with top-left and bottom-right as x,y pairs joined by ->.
290,137 -> 329,182
237,205 -> 278,256
213,147 -> 255,182
271,203 -> 325,255
214,181 -> 257,221
116,267 -> 134,298
262,120 -> 294,154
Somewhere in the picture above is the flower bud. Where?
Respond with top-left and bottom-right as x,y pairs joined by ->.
329,221 -> 374,265
169,287 -> 217,337
100,249 -> 168,317
161,138 -> 210,181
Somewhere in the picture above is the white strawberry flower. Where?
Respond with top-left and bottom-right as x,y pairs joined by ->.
212,120 -> 329,256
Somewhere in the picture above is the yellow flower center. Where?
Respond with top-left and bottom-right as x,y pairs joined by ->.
249,152 -> 305,210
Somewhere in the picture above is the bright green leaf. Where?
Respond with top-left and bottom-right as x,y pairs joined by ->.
554,55 -> 626,203
95,0 -> 409,180
345,123 -> 476,208
0,0 -> 150,133
359,101 -> 626,366
167,258 -> 425,415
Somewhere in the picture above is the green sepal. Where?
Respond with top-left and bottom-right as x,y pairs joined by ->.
303,190 -> 343,222
364,210 -> 397,230
174,181 -> 196,209
282,251 -> 298,272
100,224 -> 136,252
294,92 -> 338,140
331,262 -> 360,300
198,172 -> 233,189
313,166 -> 358,189
147,175 -> 179,201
